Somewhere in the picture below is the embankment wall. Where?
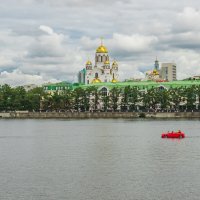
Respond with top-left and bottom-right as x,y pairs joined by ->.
0,111 -> 200,119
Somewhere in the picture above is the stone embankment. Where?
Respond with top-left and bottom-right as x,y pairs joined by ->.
0,111 -> 200,119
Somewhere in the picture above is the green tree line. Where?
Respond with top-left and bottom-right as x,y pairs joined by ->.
0,84 -> 200,112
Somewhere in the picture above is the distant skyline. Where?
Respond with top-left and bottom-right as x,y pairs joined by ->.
1,0 -> 200,85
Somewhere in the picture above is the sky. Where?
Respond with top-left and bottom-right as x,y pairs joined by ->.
1,0 -> 200,86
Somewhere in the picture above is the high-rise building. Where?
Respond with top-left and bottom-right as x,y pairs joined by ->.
154,57 -> 159,71
78,68 -> 86,84
160,63 -> 176,81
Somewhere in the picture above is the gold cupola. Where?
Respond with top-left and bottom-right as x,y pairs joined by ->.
96,37 -> 108,53
104,60 -> 110,64
111,78 -> 118,83
112,61 -> 117,65
153,69 -> 159,75
92,78 -> 102,83
96,45 -> 108,53
86,60 -> 92,65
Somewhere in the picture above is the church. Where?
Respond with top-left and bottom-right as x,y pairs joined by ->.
78,41 -> 119,84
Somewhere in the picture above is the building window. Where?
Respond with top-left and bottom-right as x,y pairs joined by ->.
98,55 -> 101,62
100,87 -> 108,96
103,55 -> 106,62
159,86 -> 165,90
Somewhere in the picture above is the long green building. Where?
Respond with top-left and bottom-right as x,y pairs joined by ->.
43,79 -> 200,94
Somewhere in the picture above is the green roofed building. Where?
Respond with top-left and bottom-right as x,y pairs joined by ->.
43,81 -> 74,95
43,79 -> 200,94
42,79 -> 200,112
78,79 -> 200,91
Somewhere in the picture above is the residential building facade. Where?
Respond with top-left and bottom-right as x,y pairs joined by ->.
160,63 -> 177,81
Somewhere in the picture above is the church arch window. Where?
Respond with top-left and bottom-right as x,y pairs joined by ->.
95,73 -> 98,78
158,85 -> 167,91
100,87 -> 108,96
103,55 -> 106,62
98,55 -> 101,62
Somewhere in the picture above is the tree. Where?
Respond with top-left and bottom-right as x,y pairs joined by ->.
62,88 -> 74,111
141,88 -> 155,111
129,87 -> 139,111
194,85 -> 200,110
73,87 -> 85,111
121,86 -> 131,111
0,84 -> 13,111
109,87 -> 121,111
85,86 -> 99,111
26,87 -> 46,111
155,87 -> 170,110
99,87 -> 109,111
168,87 -> 184,111
185,86 -> 196,111
12,86 -> 27,110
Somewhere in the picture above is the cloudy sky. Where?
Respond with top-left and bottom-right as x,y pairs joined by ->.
1,0 -> 200,85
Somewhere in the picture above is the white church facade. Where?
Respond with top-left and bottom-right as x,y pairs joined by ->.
78,41 -> 119,84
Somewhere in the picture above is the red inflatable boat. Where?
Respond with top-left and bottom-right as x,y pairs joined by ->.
161,131 -> 185,139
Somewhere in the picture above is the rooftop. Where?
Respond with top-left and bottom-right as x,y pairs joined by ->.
43,80 -> 200,91
79,80 -> 200,90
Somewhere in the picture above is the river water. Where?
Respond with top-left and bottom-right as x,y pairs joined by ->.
0,119 -> 200,200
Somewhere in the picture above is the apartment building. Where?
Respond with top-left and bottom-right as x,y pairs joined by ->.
160,63 -> 176,81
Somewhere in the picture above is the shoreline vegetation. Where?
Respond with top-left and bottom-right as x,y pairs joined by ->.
1,84 -> 200,116
0,111 -> 200,119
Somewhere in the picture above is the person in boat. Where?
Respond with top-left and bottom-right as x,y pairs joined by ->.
178,130 -> 181,133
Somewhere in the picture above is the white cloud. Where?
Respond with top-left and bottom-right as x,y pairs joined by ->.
39,25 -> 54,35
175,7 -> 200,32
27,26 -> 66,58
0,1 -> 200,85
0,69 -> 59,86
0,55 -> 15,67
0,25 -> 84,85
109,33 -> 158,53
80,34 -> 158,60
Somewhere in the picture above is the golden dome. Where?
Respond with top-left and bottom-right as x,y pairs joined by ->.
104,60 -> 110,64
92,78 -> 102,83
152,69 -> 159,75
96,45 -> 108,53
86,60 -> 92,65
112,61 -> 117,65
111,78 -> 118,83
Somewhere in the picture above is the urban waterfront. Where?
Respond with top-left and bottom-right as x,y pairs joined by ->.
0,119 -> 200,200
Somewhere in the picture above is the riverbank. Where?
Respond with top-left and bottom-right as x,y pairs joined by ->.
0,111 -> 200,119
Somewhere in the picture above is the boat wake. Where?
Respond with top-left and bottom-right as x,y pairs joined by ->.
185,135 -> 200,138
